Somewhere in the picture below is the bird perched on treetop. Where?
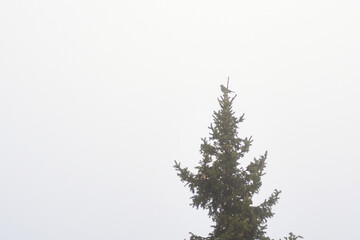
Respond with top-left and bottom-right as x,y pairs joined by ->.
220,85 -> 234,94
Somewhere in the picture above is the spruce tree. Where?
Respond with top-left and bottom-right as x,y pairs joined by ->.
174,82 -> 301,240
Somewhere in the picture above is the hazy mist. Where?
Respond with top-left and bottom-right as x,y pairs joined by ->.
1,1 -> 360,239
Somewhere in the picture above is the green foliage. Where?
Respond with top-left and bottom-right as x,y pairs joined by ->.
282,232 -> 303,240
174,89 -> 301,240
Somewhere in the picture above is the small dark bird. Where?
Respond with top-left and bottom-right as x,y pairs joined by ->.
220,85 -> 234,94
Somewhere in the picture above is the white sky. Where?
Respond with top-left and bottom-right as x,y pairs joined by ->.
1,1 -> 360,239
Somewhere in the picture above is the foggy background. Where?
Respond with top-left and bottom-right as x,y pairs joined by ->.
1,1 -> 359,239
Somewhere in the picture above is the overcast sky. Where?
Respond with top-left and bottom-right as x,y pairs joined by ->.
1,1 -> 360,240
